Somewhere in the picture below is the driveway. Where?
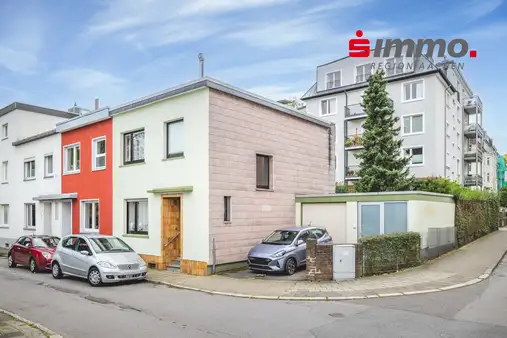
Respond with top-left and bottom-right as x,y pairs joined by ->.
221,266 -> 306,281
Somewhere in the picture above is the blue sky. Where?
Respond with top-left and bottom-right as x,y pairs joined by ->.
0,0 -> 506,151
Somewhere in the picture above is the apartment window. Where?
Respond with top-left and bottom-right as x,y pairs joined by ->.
81,200 -> 99,232
124,129 -> 145,164
457,132 -> 461,149
256,154 -> 272,190
24,159 -> 35,180
487,173 -> 490,182
92,137 -> 106,170
402,80 -> 424,102
126,200 -> 148,235
404,147 -> 424,165
64,143 -> 80,174
326,71 -> 341,89
457,159 -> 460,176
1,161 -> 7,182
385,57 -> 403,76
0,205 -> 8,226
166,120 -> 184,158
224,196 -> 231,222
25,204 -> 36,228
320,98 -> 336,116
487,157 -> 490,165
44,154 -> 54,177
356,64 -> 372,83
456,82 -> 461,102
1,124 -> 7,139
402,114 -> 423,135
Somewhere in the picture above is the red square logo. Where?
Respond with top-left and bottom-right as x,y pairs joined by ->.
470,50 -> 477,58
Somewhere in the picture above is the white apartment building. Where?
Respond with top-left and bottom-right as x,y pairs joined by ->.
0,103 -> 76,248
482,132 -> 498,191
301,50 -> 494,190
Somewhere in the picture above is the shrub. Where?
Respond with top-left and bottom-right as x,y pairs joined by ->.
359,232 -> 421,276
499,187 -> 507,208
335,183 -> 347,193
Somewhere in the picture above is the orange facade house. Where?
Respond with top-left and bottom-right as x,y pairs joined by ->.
56,108 -> 113,235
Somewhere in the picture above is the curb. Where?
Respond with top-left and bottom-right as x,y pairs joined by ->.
147,248 -> 507,301
0,309 -> 62,338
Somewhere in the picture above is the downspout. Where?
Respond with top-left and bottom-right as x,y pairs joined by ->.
444,84 -> 451,179
344,90 -> 348,184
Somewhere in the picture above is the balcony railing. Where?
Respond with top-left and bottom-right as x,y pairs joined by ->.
345,134 -> 364,149
464,149 -> 483,162
464,123 -> 484,138
345,103 -> 366,120
464,174 -> 483,187
326,81 -> 341,90
355,74 -> 372,83
345,165 -> 360,180
463,95 -> 483,114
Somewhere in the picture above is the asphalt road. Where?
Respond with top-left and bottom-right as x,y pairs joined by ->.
0,256 -> 506,338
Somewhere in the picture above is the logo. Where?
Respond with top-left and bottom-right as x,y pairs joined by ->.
349,30 -> 477,58
127,264 -> 131,270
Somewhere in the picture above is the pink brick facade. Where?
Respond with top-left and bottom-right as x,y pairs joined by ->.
208,89 -> 336,264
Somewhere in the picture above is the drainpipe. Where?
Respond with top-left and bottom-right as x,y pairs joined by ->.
444,85 -> 451,180
344,90 -> 348,184
212,237 -> 216,274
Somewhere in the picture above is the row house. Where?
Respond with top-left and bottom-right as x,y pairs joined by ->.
0,77 -> 336,275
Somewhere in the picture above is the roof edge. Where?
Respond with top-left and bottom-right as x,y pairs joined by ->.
0,102 -> 77,119
12,129 -> 57,146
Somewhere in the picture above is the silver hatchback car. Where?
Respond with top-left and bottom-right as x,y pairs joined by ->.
51,234 -> 147,286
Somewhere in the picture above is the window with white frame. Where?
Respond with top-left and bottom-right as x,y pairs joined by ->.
402,114 -> 423,135
1,124 -> 7,139
404,147 -> 423,165
24,159 -> 35,180
0,205 -> 8,226
1,161 -> 7,182
385,57 -> 404,76
166,120 -> 184,158
64,143 -> 80,174
487,157 -> 490,166
25,204 -> 36,228
325,71 -> 341,89
126,199 -> 148,235
44,154 -> 53,177
356,64 -> 372,83
92,137 -> 106,170
320,98 -> 336,116
487,173 -> 490,182
402,80 -> 424,102
123,129 -> 145,164
81,200 -> 99,232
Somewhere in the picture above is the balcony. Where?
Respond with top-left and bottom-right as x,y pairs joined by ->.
464,174 -> 483,187
345,134 -> 364,150
344,103 -> 366,120
463,123 -> 484,138
464,147 -> 483,162
345,165 -> 360,180
463,95 -> 483,114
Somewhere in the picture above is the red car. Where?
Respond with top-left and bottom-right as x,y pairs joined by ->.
7,235 -> 60,273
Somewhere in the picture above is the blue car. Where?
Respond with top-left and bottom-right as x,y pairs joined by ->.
247,226 -> 332,275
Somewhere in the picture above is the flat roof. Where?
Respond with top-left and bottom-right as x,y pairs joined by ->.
0,102 -> 77,119
13,129 -> 57,146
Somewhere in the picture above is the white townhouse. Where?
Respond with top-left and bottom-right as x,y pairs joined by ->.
0,103 -> 77,248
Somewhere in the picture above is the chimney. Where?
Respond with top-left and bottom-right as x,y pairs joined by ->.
94,98 -> 100,111
198,53 -> 204,77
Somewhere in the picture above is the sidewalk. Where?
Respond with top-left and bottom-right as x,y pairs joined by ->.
0,309 -> 61,338
148,229 -> 507,300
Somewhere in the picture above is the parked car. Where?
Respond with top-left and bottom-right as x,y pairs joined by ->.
247,226 -> 332,275
8,235 -> 60,273
51,234 -> 148,286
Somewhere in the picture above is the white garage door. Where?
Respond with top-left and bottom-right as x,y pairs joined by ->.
302,203 -> 347,243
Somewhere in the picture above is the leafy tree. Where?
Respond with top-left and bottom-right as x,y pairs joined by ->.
499,187 -> 507,208
354,69 -> 414,192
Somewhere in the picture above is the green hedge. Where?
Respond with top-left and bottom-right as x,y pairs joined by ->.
359,232 -> 421,276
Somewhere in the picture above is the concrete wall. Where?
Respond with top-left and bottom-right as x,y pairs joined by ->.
112,88 -> 210,263
301,203 -> 347,243
407,200 -> 455,249
208,89 -> 335,264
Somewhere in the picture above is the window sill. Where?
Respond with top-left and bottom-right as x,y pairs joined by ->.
24,178 -> 36,182
402,132 -> 424,136
408,164 -> 424,167
23,227 -> 36,231
320,113 -> 337,118
163,155 -> 185,161
123,234 -> 149,239
92,167 -> 106,172
44,175 -> 54,179
1,181 -> 7,185
224,221 -> 232,225
63,170 -> 80,176
120,162 -> 146,168
256,188 -> 274,192
401,98 -> 424,103
81,230 -> 99,234
0,225 -> 9,229
1,137 -> 7,141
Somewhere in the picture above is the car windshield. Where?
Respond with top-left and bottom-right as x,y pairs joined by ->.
32,237 -> 59,248
262,230 -> 299,245
89,237 -> 134,253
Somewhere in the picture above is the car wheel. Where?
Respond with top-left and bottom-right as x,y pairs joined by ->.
29,258 -> 38,273
7,254 -> 16,268
88,267 -> 102,287
285,257 -> 297,276
52,262 -> 63,279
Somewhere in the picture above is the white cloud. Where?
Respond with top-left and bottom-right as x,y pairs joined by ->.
463,21 -> 507,39
0,47 -> 38,74
51,68 -> 127,90
305,0 -> 375,14
246,84 -> 305,101
461,0 -> 503,22
179,0 -> 290,15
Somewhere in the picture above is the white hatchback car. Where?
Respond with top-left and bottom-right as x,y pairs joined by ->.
51,234 -> 148,286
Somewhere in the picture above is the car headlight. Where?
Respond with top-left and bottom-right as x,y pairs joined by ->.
42,252 -> 52,260
139,260 -> 147,268
97,261 -> 117,269
271,250 -> 286,258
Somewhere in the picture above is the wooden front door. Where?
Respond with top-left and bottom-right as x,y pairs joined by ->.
161,197 -> 181,266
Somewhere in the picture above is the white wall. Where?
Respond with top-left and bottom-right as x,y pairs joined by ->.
112,88 -> 210,263
407,200 -> 455,248
346,201 -> 358,243
301,203 -> 347,243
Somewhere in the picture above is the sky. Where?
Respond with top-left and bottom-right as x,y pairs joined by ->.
0,0 -> 506,151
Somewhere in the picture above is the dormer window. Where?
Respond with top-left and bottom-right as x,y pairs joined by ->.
326,71 -> 341,89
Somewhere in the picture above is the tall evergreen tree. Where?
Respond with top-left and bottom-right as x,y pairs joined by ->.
354,69 -> 414,192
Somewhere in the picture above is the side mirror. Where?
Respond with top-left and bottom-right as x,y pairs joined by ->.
26,243 -> 31,248
80,250 -> 90,256
296,239 -> 304,246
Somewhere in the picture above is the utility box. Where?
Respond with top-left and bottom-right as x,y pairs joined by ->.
332,244 -> 356,281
